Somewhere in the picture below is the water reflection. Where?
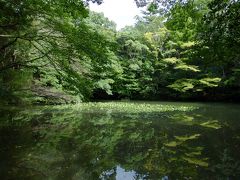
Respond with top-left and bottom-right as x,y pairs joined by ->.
0,102 -> 240,179
100,166 -> 138,180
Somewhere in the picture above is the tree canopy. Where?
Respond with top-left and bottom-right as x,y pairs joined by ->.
1,0 -> 240,104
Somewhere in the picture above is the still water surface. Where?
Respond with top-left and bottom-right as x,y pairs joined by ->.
0,101 -> 240,179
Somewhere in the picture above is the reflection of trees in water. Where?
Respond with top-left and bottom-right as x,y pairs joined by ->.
0,105 -> 240,179
0,108 -> 44,179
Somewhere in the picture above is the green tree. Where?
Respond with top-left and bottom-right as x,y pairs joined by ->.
199,0 -> 240,98
0,0 -> 112,103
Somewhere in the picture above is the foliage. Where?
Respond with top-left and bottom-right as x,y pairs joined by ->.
0,0 -> 113,103
199,0 -> 240,95
1,0 -> 240,103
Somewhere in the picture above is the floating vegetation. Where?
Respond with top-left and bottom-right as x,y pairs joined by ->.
59,102 -> 198,113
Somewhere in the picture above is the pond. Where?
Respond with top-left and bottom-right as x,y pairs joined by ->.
0,101 -> 240,179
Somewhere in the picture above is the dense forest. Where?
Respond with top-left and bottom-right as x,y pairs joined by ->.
1,1 -> 240,179
1,0 -> 240,104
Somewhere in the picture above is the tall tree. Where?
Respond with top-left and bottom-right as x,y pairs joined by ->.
0,0 -> 110,103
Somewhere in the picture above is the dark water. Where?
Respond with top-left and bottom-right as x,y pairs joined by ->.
0,102 -> 240,180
